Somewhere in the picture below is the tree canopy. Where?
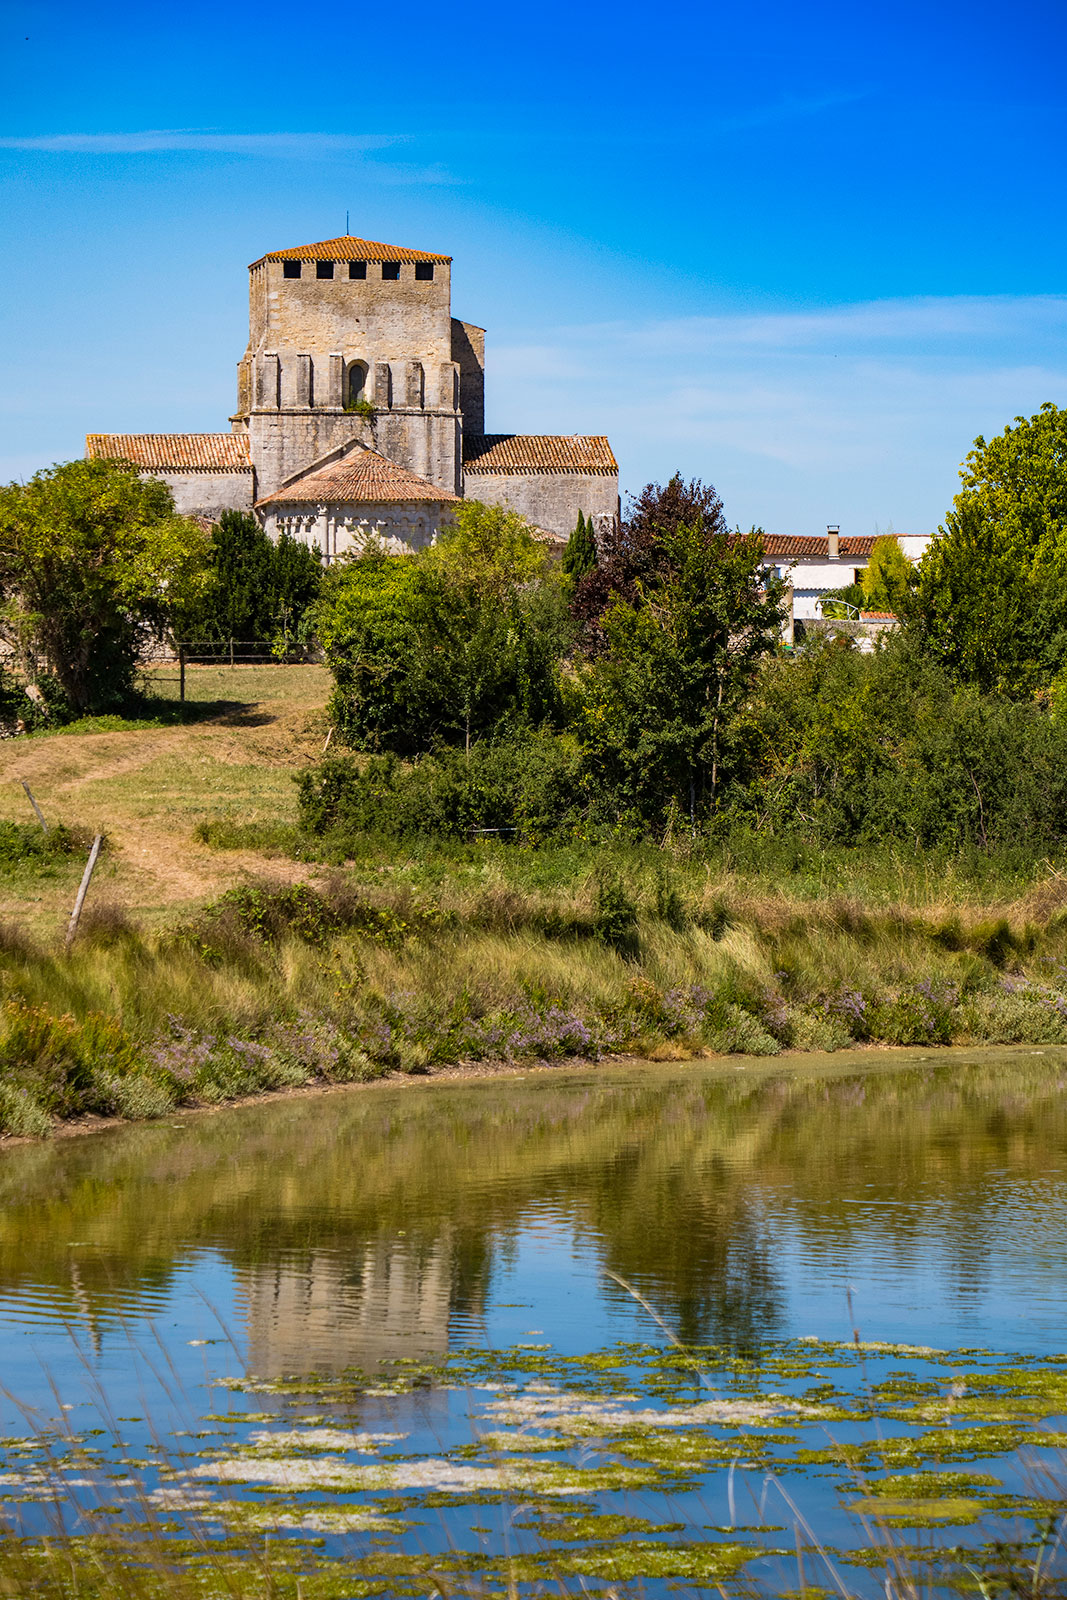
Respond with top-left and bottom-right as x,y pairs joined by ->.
908,402 -> 1067,693
572,473 -> 729,648
188,511 -> 322,645
580,520 -> 784,829
861,535 -> 911,612
0,458 -> 210,712
316,501 -> 569,753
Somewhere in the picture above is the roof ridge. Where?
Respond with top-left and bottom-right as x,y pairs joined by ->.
257,445 -> 460,508
250,235 -> 451,267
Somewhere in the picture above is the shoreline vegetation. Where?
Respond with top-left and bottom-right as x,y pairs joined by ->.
4,830 -> 1067,1139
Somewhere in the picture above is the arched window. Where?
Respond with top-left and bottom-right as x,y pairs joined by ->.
347,363 -> 368,407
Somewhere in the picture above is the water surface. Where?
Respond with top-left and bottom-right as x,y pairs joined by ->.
1,1046 -> 1066,1595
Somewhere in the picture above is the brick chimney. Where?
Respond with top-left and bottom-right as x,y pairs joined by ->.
827,524 -> 840,559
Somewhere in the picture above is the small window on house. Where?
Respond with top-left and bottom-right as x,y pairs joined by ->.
316,260 -> 334,279
349,260 -> 366,279
283,261 -> 301,279
348,364 -> 367,404
381,261 -> 401,280
415,262 -> 434,281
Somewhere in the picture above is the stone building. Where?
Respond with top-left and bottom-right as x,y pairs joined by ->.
87,233 -> 619,552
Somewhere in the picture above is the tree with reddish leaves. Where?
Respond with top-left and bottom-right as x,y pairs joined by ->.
571,473 -> 730,651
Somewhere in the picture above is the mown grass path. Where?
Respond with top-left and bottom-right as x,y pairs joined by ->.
0,666 -> 332,930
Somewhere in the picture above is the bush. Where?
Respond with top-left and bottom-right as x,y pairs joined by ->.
593,870 -> 639,955
0,821 -> 89,873
0,1002 -> 145,1119
729,634 -> 1067,851
297,734 -> 596,845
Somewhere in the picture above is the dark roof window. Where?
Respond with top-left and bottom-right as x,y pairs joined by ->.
381,261 -> 401,280
316,260 -> 335,279
283,261 -> 301,279
349,260 -> 367,279
415,262 -> 434,281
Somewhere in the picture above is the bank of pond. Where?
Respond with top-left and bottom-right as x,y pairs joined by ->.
4,842 -> 1067,1136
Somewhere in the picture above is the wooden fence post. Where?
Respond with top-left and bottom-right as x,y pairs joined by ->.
65,835 -> 103,952
179,644 -> 186,704
20,780 -> 48,833
229,637 -> 235,669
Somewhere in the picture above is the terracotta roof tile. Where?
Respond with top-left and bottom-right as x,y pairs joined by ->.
86,433 -> 252,473
257,446 -> 460,508
251,235 -> 450,267
761,533 -> 885,559
463,434 -> 617,475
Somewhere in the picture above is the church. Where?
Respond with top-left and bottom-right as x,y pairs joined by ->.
86,233 -> 619,555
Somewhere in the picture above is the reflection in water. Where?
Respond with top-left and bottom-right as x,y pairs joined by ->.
242,1237 -> 459,1377
0,1048 -> 1064,1373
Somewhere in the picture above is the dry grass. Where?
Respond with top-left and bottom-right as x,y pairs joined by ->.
0,665 -> 331,931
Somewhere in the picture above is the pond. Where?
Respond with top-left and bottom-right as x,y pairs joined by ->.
1,1045 -> 1067,1597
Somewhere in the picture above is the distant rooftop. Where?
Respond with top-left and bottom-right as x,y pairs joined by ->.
86,433 -> 252,473
762,533 -> 885,559
250,234 -> 451,268
463,435 -> 618,475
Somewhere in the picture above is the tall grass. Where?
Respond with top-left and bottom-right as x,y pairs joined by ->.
2,845 -> 1067,1135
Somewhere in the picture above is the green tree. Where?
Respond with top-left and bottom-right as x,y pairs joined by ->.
861,534 -> 911,612
561,510 -> 597,590
908,402 -> 1067,692
580,523 -> 784,830
428,498 -> 549,588
190,511 -> 321,644
0,459 -> 210,713
316,506 -> 570,753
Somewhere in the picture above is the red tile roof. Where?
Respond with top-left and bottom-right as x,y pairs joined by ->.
463,435 -> 618,475
761,534 -> 885,559
86,433 -> 252,473
257,446 -> 460,508
251,235 -> 450,267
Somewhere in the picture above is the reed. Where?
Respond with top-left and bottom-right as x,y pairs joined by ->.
0,846 -> 1066,1137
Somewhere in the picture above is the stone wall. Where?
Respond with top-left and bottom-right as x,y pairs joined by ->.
157,471 -> 254,522
248,407 -> 461,502
463,471 -> 619,540
241,257 -> 463,500
261,497 -> 457,560
450,319 -> 485,433
248,258 -> 453,370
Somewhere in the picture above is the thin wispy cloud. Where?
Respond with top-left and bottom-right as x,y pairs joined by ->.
0,130 -> 458,180
489,294 -> 1067,531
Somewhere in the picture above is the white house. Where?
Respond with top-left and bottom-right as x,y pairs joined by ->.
760,526 -> 932,621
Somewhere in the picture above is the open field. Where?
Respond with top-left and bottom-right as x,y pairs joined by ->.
0,665 -> 332,931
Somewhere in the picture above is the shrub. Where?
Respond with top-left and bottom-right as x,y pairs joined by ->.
0,1082 -> 52,1137
593,870 -> 639,955
0,1002 -> 143,1117
297,734 -> 595,845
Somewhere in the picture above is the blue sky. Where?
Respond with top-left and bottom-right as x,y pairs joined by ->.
2,0 -> 1065,534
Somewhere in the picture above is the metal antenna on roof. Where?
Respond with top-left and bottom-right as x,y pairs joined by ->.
346,209 -> 350,235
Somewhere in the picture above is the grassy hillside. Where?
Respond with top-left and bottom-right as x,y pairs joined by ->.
1,664 -> 1067,1136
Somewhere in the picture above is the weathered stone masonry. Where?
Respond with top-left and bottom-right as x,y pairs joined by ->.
87,232 -> 619,551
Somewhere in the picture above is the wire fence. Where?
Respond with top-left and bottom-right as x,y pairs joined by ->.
146,641 -> 316,702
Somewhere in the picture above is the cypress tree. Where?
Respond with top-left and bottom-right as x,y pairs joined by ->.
561,509 -> 597,588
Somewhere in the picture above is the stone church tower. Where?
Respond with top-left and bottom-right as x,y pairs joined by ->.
88,232 -> 618,556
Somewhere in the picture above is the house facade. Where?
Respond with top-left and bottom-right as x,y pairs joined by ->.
760,528 -> 932,621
